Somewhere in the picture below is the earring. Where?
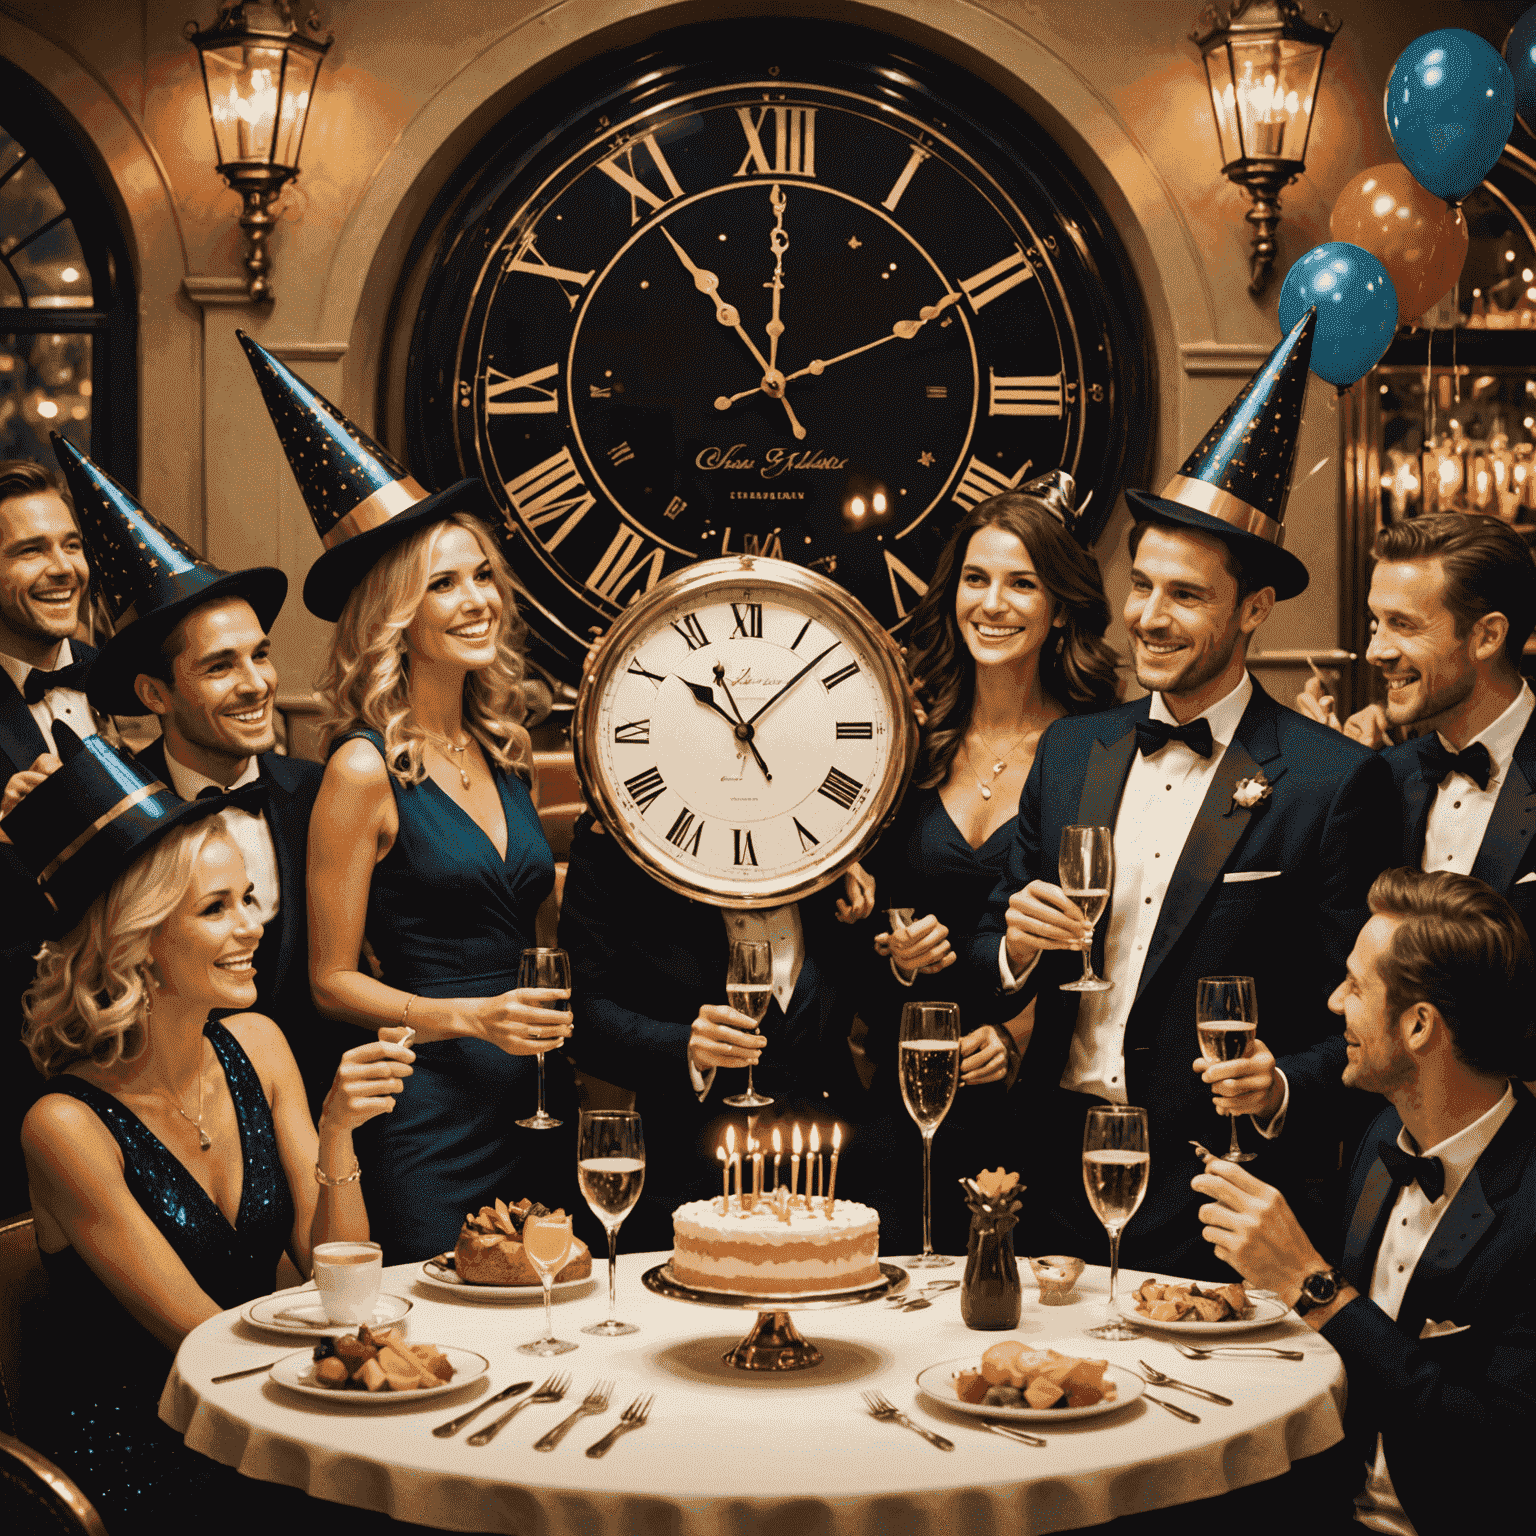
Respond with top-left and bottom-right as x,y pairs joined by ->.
1054,630 -> 1065,656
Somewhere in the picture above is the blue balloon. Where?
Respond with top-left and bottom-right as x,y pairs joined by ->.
1387,29 -> 1515,203
1505,6 -> 1536,134
1279,244 -> 1399,389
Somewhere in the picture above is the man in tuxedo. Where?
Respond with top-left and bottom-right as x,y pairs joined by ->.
1194,866 -> 1536,1535
971,310 -> 1398,1276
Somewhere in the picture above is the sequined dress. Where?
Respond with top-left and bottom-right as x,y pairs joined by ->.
32,1019 -> 293,1523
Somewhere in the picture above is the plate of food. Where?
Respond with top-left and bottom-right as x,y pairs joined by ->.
1119,1277 -> 1292,1334
418,1258 -> 594,1300
243,1288 -> 412,1336
418,1195 -> 596,1298
269,1325 -> 489,1402
916,1341 -> 1144,1423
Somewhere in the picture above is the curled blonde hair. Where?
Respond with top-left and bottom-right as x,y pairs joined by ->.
21,820 -> 222,1079
317,514 -> 530,784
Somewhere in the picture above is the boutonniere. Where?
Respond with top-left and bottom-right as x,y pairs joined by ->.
1229,771 -> 1273,813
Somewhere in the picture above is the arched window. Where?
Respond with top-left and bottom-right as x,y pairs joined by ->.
0,60 -> 136,485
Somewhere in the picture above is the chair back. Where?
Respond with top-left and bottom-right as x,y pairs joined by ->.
0,1431 -> 108,1535
0,1216 -> 47,1439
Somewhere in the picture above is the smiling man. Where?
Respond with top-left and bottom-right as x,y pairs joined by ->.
971,311 -> 1397,1275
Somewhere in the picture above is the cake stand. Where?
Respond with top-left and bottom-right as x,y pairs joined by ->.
642,1261 -> 908,1371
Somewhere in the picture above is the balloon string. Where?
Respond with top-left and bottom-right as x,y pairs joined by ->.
1452,278 -> 1461,407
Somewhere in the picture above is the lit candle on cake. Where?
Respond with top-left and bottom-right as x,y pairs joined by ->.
825,1123 -> 842,1215
808,1124 -> 821,1202
772,1127 -> 783,1191
791,1122 -> 802,1198
727,1125 -> 740,1208
717,1144 -> 728,1213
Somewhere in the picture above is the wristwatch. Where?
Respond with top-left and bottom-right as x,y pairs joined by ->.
1293,1267 -> 1346,1317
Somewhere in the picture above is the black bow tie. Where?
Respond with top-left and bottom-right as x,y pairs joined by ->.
1134,716 -> 1215,759
1418,737 -> 1492,792
196,785 -> 225,800
22,659 -> 91,705
1377,1138 -> 1446,1203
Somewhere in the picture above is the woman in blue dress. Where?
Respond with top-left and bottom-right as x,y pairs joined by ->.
862,474 -> 1121,1252
306,511 -> 575,1262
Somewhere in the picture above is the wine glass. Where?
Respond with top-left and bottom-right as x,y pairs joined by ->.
1195,975 -> 1259,1164
516,947 -> 568,1129
518,1211 -> 577,1355
578,1109 -> 645,1337
1081,1105 -> 1149,1340
1058,826 -> 1113,992
722,939 -> 773,1108
899,1000 -> 961,1269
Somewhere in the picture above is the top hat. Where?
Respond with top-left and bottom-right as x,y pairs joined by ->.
1,723 -> 263,934
236,331 -> 500,622
1125,308 -> 1316,601
51,437 -> 287,716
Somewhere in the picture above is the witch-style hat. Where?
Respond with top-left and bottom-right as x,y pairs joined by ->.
1,723 -> 263,933
1126,308 -> 1316,600
51,437 -> 287,716
236,331 -> 498,622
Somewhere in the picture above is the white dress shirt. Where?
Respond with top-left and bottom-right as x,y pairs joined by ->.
160,748 -> 282,926
1420,683 -> 1535,874
0,638 -> 98,747
1354,1085 -> 1517,1535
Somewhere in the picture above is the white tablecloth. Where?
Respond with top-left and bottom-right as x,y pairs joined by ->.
161,1254 -> 1346,1535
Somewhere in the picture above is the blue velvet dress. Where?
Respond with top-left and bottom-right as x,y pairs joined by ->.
340,730 -> 573,1261
34,1020 -> 293,1524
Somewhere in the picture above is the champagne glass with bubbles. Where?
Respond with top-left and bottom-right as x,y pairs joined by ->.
1082,1105 -> 1149,1340
516,947 -> 568,1129
899,1000 -> 961,1269
1058,826 -> 1113,992
578,1110 -> 645,1336
722,939 -> 773,1109
1196,976 -> 1259,1164
519,1211 -> 577,1355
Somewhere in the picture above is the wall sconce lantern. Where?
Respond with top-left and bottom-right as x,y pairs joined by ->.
185,2 -> 332,302
1190,1 -> 1341,296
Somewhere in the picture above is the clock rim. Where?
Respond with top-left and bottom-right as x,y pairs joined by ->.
573,554 -> 919,910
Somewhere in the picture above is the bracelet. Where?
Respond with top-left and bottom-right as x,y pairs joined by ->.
401,994 -> 415,1028
314,1159 -> 361,1187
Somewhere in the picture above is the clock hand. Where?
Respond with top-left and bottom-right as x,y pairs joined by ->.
676,675 -> 773,782
744,640 -> 840,727
765,184 -> 788,376
782,290 -> 962,384
712,661 -> 772,782
658,224 -> 807,442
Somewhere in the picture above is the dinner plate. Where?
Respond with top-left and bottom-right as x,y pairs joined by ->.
1117,1285 -> 1292,1334
417,1257 -> 595,1300
243,1289 -> 412,1336
269,1345 -> 490,1402
916,1355 -> 1144,1423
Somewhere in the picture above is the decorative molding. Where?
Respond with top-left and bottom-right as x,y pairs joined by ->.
182,275 -> 255,308
1180,341 -> 1275,376
263,341 -> 349,362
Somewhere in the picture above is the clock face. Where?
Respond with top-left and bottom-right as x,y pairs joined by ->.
404,21 -> 1151,685
575,556 -> 916,907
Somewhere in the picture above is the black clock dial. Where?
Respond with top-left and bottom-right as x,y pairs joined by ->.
404,21 -> 1151,685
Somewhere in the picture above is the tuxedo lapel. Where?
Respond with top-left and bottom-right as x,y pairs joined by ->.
1470,720 -> 1536,892
1341,1155 -> 1398,1291
1077,718 -> 1139,975
0,668 -> 49,778
255,753 -> 302,1007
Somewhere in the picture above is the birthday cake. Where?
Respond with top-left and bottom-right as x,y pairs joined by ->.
670,1195 -> 881,1296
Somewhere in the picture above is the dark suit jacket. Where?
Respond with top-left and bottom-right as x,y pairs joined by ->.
0,640 -> 98,780
970,679 -> 1397,1262
134,737 -> 341,1119
1386,712 -> 1536,938
1322,1087 -> 1536,1534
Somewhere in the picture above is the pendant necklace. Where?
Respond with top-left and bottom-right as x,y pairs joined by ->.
428,732 -> 473,790
964,723 -> 1028,800
167,1050 -> 211,1150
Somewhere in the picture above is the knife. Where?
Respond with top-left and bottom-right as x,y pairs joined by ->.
432,1379 -> 533,1438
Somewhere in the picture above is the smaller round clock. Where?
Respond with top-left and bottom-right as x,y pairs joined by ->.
574,554 -> 918,907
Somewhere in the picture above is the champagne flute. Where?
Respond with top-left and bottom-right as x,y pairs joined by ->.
1195,975 -> 1259,1164
1082,1105 -> 1149,1340
519,1211 -> 577,1355
1058,825 -> 1113,992
578,1109 -> 645,1337
516,947 -> 568,1129
899,1000 -> 961,1269
722,939 -> 773,1109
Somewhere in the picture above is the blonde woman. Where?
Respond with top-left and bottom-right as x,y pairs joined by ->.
6,732 -> 409,1524
307,512 -> 574,1261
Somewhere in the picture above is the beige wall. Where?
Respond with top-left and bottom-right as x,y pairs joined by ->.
3,0 -> 1525,702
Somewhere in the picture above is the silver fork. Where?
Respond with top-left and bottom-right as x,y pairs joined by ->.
535,1379 -> 613,1451
862,1390 -> 954,1450
1173,1342 -> 1305,1361
466,1372 -> 569,1446
585,1393 -> 654,1457
1137,1359 -> 1233,1405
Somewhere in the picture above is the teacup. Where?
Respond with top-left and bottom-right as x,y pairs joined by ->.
1028,1254 -> 1085,1305
313,1240 -> 383,1324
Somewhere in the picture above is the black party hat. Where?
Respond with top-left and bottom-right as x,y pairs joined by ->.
236,331 -> 498,622
51,437 -> 287,715
1,723 -> 263,934
1126,308 -> 1315,600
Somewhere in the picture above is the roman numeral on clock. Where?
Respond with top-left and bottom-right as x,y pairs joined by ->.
730,603 -> 762,638
734,106 -> 817,177
613,719 -> 650,744
483,362 -> 559,415
820,660 -> 860,691
671,612 -> 709,650
666,807 -> 704,856
793,817 -> 820,851
596,132 -> 685,225
588,527 -> 666,605
626,657 -> 664,686
989,369 -> 1064,417
733,829 -> 758,866
952,455 -> 1029,512
504,447 -> 595,551
959,248 -> 1034,311
501,234 -> 594,311
836,722 -> 873,739
818,766 -> 864,810
623,766 -> 666,814
882,143 -> 929,211
884,548 -> 929,619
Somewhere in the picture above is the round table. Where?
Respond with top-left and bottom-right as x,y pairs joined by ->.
161,1254 -> 1346,1535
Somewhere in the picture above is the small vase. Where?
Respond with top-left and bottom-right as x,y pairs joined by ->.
961,1209 -> 1021,1330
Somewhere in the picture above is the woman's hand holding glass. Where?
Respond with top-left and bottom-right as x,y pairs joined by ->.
318,1034 -> 416,1133
688,1005 -> 764,1074
959,1025 -> 1009,1085
877,911 -> 955,978
462,987 -> 573,1057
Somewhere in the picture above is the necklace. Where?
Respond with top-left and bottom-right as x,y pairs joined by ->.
963,722 -> 1028,800
165,1049 -> 211,1151
426,731 -> 473,790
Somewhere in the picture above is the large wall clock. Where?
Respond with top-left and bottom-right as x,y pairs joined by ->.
403,19 -> 1152,687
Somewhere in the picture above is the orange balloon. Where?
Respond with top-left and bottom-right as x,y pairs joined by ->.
1330,162 -> 1469,322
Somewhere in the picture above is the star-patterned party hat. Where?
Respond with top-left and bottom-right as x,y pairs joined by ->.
51,436 -> 287,716
1126,307 -> 1315,600
236,330 -> 498,622
1,722 -> 263,934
